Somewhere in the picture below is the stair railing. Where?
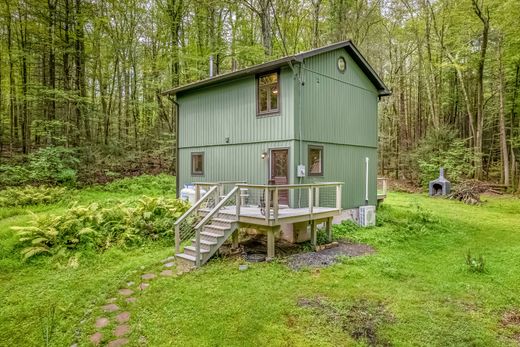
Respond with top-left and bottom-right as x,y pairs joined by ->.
193,186 -> 239,267
174,185 -> 219,253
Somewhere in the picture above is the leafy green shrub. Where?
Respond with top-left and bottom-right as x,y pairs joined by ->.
331,220 -> 361,239
98,174 -> 175,194
13,197 -> 189,260
0,146 -> 79,187
0,165 -> 31,186
410,125 -> 474,187
0,186 -> 70,207
465,250 -> 486,273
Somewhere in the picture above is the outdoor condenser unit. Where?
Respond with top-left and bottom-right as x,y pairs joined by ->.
359,205 -> 376,227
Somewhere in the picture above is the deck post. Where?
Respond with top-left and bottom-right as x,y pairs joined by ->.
314,187 -> 320,207
264,187 -> 270,222
175,224 -> 180,253
232,229 -> 239,249
195,184 -> 201,203
236,188 -> 241,220
267,227 -> 277,260
195,227 -> 201,267
273,188 -> 279,222
219,184 -> 225,201
308,187 -> 314,218
326,217 -> 332,242
310,220 -> 317,250
336,184 -> 342,211
383,178 -> 388,196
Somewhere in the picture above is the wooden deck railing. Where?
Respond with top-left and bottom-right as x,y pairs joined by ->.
236,182 -> 343,223
173,185 -> 218,253
377,178 -> 388,198
193,181 -> 247,201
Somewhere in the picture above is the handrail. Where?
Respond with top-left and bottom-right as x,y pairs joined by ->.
194,186 -> 239,266
193,180 -> 247,185
174,185 -> 218,226
194,186 -> 239,229
174,185 -> 218,253
236,182 -> 343,189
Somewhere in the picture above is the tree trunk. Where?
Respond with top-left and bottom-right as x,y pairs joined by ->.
497,37 -> 509,186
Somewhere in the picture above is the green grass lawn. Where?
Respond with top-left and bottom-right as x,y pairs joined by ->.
1,182 -> 519,346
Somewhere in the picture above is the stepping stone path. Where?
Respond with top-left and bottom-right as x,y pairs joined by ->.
84,255 -> 181,346
141,273 -> 156,280
90,332 -> 103,345
102,304 -> 119,313
116,312 -> 130,324
160,269 -> 173,277
95,317 -> 109,329
118,288 -> 133,296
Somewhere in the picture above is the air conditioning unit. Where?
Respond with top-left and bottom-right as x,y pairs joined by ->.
359,205 -> 376,227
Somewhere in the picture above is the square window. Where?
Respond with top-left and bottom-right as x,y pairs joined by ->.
308,146 -> 323,176
191,152 -> 204,176
257,71 -> 279,115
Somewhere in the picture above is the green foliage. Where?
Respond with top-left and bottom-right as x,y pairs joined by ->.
0,186 -> 70,207
13,197 -> 189,260
99,174 -> 175,194
465,250 -> 486,273
0,147 -> 79,187
410,126 -> 474,187
331,220 -> 361,240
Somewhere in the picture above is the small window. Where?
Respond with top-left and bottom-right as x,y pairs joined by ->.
308,146 -> 323,176
191,152 -> 204,176
257,71 -> 279,115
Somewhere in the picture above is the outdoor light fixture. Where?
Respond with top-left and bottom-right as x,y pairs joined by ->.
261,152 -> 268,160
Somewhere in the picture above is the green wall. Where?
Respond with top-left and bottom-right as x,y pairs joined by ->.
177,47 -> 381,209
177,67 -> 294,149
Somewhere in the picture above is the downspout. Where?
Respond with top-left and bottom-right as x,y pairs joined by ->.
168,95 -> 180,199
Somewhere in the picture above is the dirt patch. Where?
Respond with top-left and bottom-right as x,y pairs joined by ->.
298,297 -> 394,346
219,234 -> 306,259
286,240 -> 375,271
501,310 -> 520,327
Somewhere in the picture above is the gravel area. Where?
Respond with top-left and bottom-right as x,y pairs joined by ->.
286,241 -> 375,270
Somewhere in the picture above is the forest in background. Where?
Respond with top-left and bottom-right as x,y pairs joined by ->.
0,0 -> 519,189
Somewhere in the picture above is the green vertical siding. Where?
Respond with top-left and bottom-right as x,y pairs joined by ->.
294,142 -> 377,208
178,141 -> 294,189
178,67 -> 294,149
298,48 -> 378,148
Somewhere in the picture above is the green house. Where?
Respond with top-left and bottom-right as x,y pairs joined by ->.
164,41 -> 390,212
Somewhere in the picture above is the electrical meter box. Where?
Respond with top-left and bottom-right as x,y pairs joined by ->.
297,165 -> 306,177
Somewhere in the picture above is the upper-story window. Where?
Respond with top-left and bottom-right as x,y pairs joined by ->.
257,71 -> 279,116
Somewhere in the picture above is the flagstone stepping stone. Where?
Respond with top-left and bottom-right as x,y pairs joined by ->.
161,256 -> 175,263
138,283 -> 149,290
115,312 -> 130,324
126,297 -> 137,303
118,288 -> 133,296
141,273 -> 156,280
95,317 -> 109,329
107,338 -> 128,347
160,270 -> 173,277
90,332 -> 103,345
114,324 -> 130,337
102,304 -> 119,313
164,262 -> 175,268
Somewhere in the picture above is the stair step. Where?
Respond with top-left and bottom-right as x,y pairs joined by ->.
205,224 -> 229,231
184,246 -> 210,258
191,239 -> 217,248
200,231 -> 222,243
210,218 -> 236,227
175,253 -> 202,263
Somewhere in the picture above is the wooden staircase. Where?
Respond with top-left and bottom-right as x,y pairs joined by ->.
175,214 -> 237,266
175,186 -> 239,268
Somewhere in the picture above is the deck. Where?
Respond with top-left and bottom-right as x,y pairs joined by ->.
200,205 -> 340,227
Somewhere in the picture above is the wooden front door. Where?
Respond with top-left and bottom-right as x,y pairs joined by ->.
269,148 -> 289,205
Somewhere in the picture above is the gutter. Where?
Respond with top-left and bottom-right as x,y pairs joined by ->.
167,95 -> 180,199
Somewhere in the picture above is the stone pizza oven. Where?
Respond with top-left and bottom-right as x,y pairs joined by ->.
429,167 -> 451,196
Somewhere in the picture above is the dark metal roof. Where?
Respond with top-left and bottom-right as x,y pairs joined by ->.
162,40 -> 391,97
